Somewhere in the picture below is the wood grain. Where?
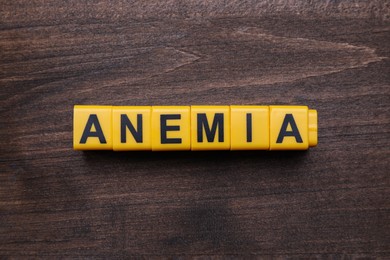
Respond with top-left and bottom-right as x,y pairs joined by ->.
1,0 -> 389,257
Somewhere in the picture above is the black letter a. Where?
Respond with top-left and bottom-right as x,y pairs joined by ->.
80,114 -> 107,144
276,114 -> 303,143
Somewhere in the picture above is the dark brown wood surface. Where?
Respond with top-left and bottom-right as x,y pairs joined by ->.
1,1 -> 389,257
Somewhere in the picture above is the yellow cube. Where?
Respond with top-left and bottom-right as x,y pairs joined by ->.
230,106 -> 269,150
151,106 -> 191,151
269,106 -> 317,150
73,105 -> 112,150
191,106 -> 230,150
112,106 -> 152,151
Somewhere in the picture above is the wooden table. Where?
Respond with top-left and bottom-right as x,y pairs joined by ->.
1,1 -> 389,257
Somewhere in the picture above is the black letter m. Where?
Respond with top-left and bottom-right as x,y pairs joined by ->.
197,113 -> 224,142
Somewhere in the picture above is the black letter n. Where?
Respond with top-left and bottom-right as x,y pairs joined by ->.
121,114 -> 143,143
80,114 -> 107,144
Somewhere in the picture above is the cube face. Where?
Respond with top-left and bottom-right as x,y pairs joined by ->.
73,105 -> 112,150
269,106 -> 308,150
112,106 -> 151,151
191,106 -> 230,150
230,106 -> 269,150
151,106 -> 191,151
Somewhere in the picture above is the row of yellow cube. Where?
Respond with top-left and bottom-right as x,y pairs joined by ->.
73,105 -> 317,151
